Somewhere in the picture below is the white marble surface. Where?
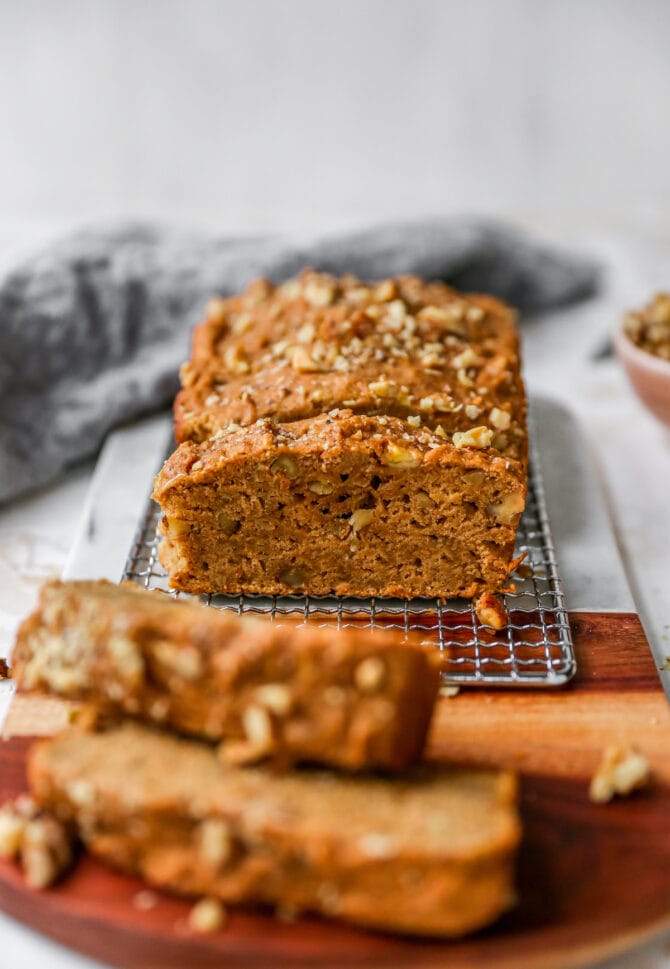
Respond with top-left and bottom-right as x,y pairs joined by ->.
1,225 -> 670,966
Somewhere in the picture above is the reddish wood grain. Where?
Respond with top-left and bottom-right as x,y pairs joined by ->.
1,612 -> 670,969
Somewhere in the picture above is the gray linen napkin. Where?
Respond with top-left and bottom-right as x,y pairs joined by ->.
0,218 -> 598,503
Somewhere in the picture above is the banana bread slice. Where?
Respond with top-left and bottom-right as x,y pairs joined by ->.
13,579 -> 440,771
28,721 -> 520,937
153,411 -> 526,598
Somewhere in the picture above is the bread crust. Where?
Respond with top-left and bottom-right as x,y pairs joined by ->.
28,722 -> 520,937
13,579 -> 440,772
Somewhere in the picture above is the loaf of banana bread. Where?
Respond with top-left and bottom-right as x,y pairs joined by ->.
155,270 -> 528,599
13,579 -> 440,771
28,721 -> 520,937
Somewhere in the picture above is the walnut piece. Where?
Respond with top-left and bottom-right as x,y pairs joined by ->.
223,344 -> 250,375
290,346 -> 327,373
489,407 -> 511,430
349,509 -> 374,535
205,296 -> 227,324
589,744 -> 651,803
452,426 -> 493,449
381,443 -> 421,468
487,492 -> 525,525
308,479 -> 334,495
188,897 -> 227,933
22,814 -> 74,889
278,567 -> 304,587
270,455 -> 299,479
475,593 -> 507,630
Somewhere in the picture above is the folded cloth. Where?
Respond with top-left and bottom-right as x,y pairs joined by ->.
0,218 -> 598,504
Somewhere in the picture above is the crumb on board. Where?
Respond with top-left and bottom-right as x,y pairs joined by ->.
441,684 -> 460,698
589,744 -> 651,804
188,896 -> 227,933
475,592 -> 507,630
0,797 -> 74,888
133,889 -> 159,911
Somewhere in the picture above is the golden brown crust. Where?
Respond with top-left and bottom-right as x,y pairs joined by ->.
13,579 -> 440,772
176,271 -> 527,463
28,722 -> 520,937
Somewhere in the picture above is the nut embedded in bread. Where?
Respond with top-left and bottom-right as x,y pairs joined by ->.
13,579 -> 441,772
28,721 -> 521,938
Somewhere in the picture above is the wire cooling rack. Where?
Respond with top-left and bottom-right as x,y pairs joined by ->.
122,444 -> 575,688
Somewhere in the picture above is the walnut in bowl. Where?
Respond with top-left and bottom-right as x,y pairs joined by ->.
615,293 -> 670,427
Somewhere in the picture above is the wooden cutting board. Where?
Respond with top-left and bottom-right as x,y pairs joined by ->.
1,611 -> 670,969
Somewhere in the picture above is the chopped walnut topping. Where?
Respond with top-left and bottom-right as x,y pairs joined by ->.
223,345 -> 250,375
452,426 -> 493,449
231,312 -> 254,334
452,347 -> 479,369
456,367 -> 475,387
465,404 -> 482,419
489,407 -> 511,430
205,296 -> 227,324
369,379 -> 393,398
179,362 -> 197,388
296,322 -> 315,344
279,278 -> 302,300
246,278 -> 272,305
589,745 -> 651,803
385,299 -> 407,329
373,279 -> 396,302
304,276 -> 336,308
291,346 -> 327,373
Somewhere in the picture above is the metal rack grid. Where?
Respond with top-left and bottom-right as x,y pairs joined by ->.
122,444 -> 576,688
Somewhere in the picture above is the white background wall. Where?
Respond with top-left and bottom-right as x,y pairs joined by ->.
1,0 -> 669,238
